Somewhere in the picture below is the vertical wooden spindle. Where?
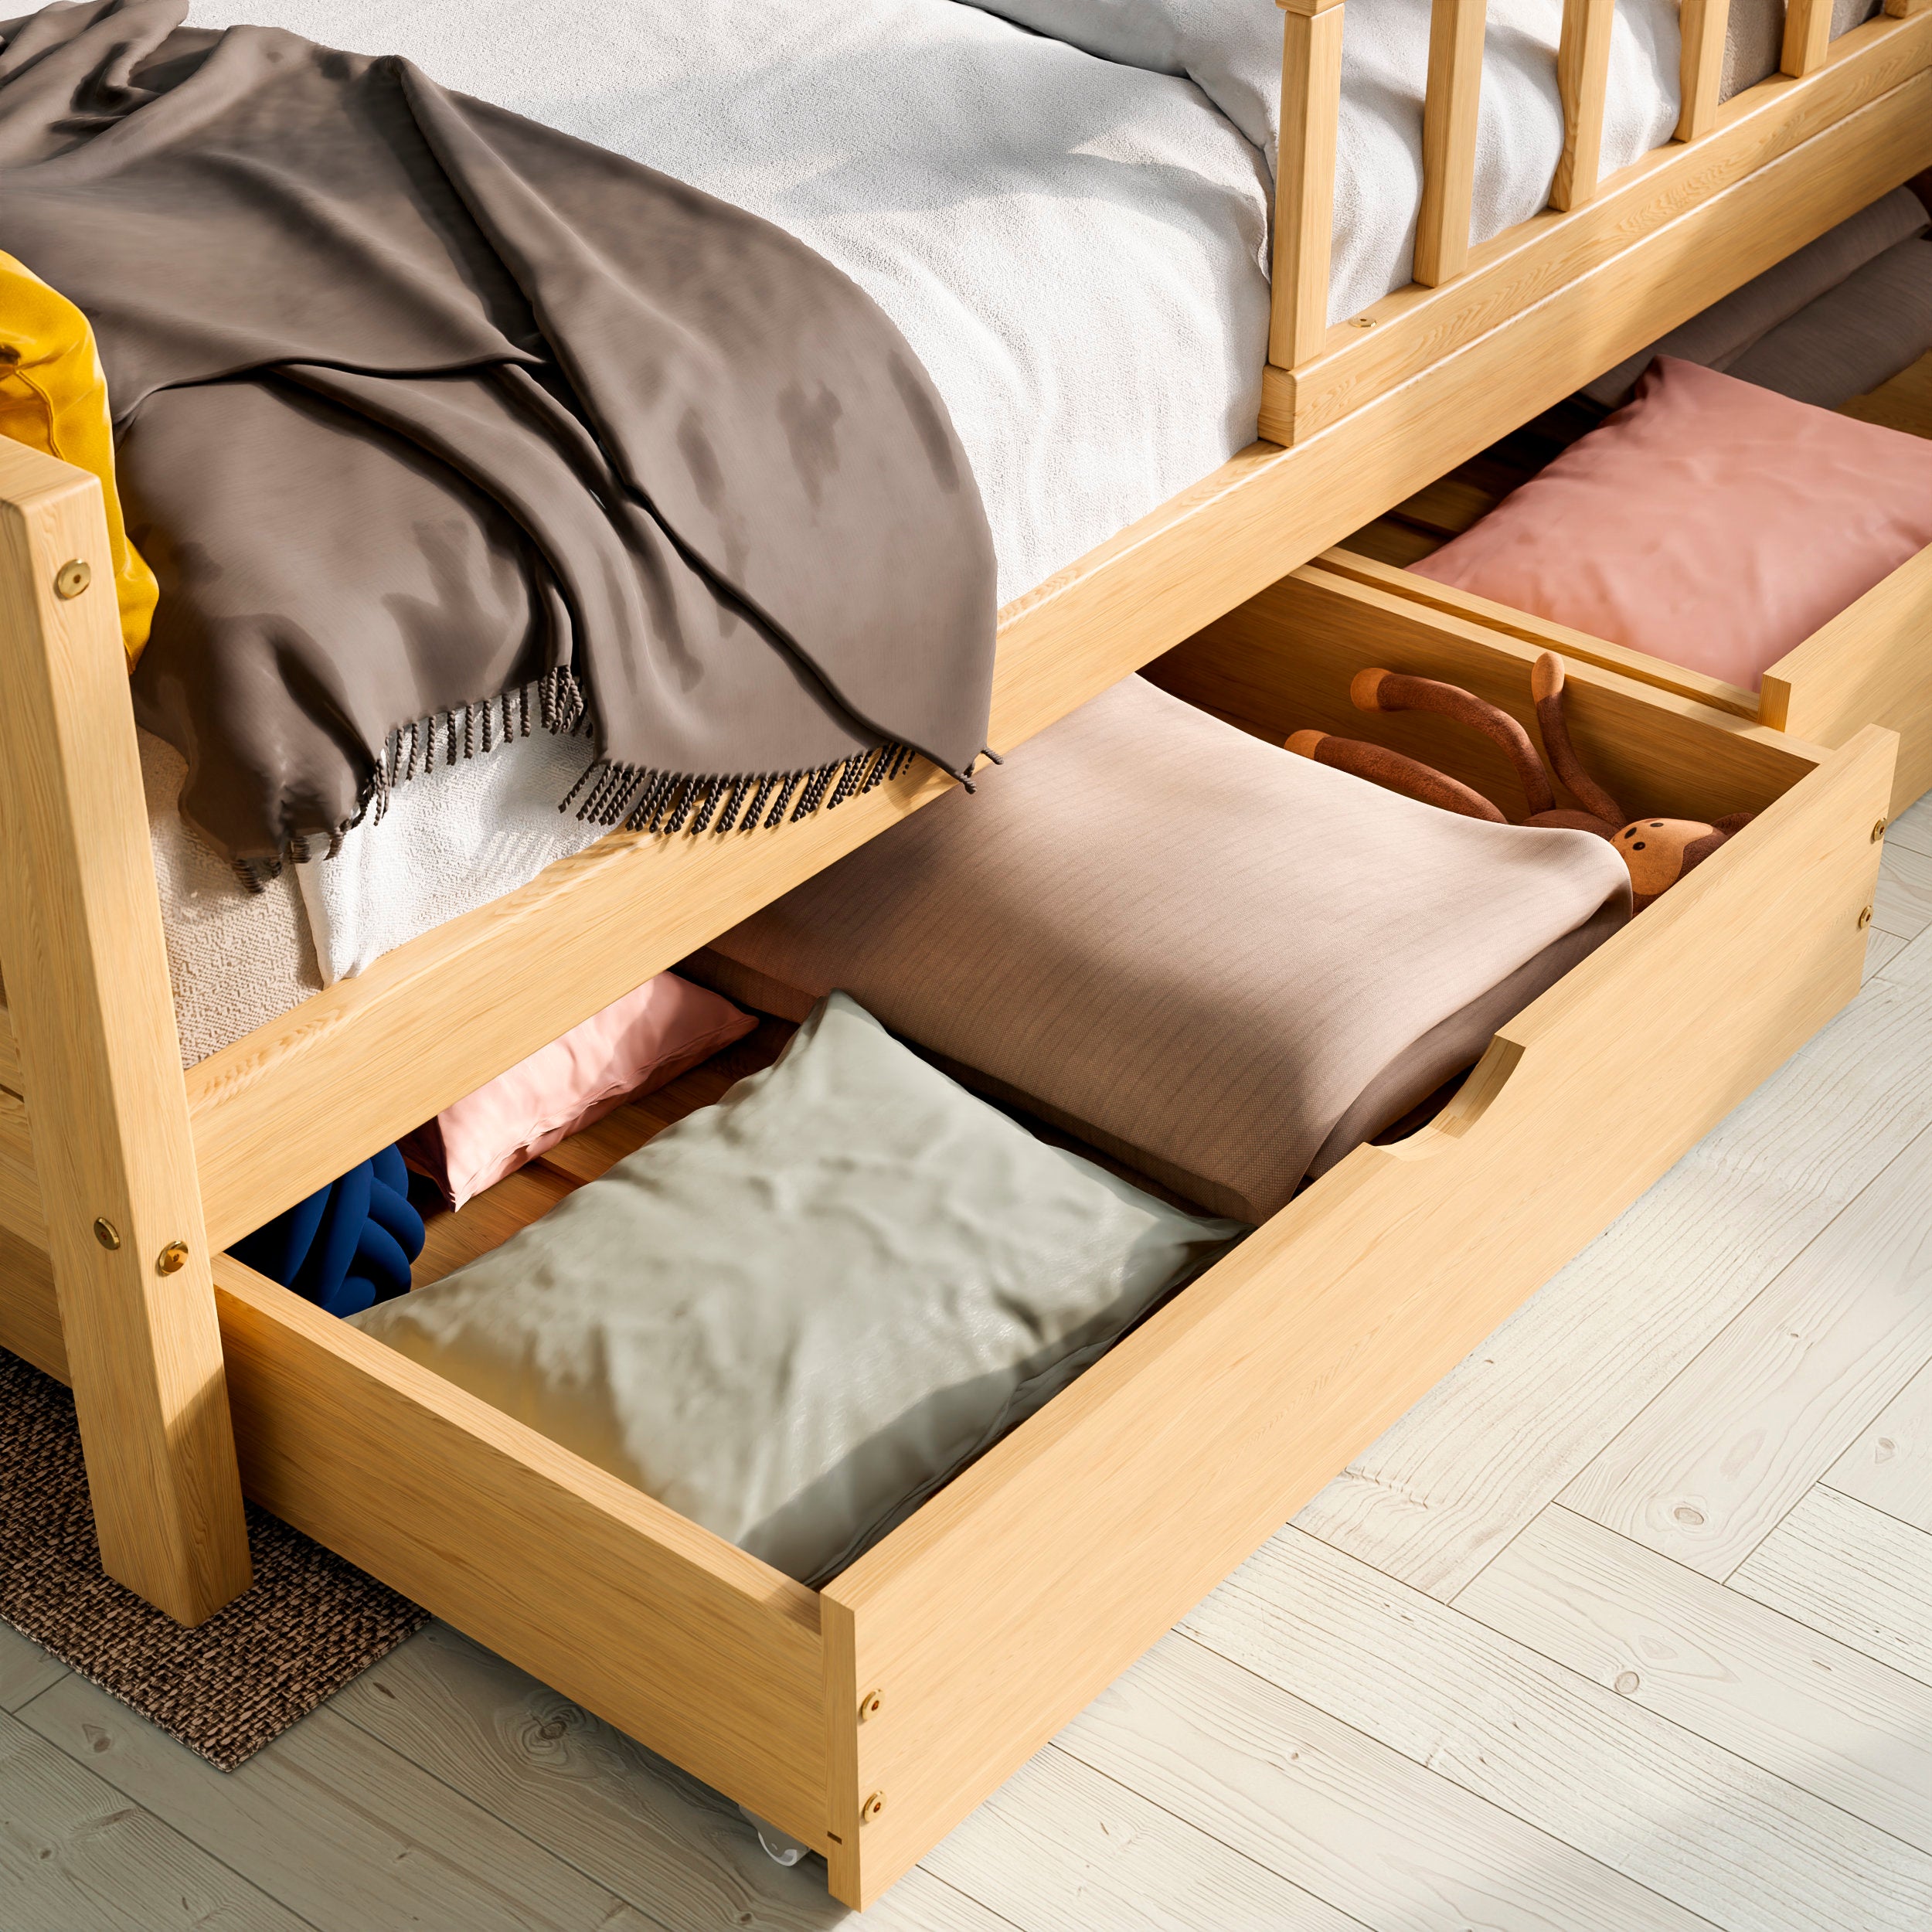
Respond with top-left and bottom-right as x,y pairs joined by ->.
1270,0 -> 1347,369
1677,0 -> 1733,141
1782,0 -> 1835,74
1551,0 -> 1617,209
1413,0 -> 1486,287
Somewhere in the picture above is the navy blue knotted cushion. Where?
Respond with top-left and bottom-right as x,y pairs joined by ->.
230,1144 -> 425,1318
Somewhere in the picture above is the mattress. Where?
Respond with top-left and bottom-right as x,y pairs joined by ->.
158,0 -> 1685,1064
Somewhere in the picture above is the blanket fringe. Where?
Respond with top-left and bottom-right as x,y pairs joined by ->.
227,667 -> 922,893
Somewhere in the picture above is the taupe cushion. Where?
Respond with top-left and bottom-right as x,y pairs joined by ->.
690,676 -> 1629,1223
1723,0 -> 1883,103
1581,187 -> 1927,410
1725,239 -> 1932,410
352,992 -> 1242,1583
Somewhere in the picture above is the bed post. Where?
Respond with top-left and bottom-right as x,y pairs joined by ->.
0,441 -> 252,1626
1269,0 -> 1346,374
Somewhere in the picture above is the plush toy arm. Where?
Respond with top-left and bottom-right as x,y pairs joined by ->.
1350,668 -> 1555,818
1286,730 -> 1508,822
1529,652 -> 1628,828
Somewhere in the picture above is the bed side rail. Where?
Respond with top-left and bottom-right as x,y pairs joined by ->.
1266,0 -> 1932,441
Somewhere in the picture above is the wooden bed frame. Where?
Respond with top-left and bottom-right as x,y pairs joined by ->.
0,0 -> 1925,1908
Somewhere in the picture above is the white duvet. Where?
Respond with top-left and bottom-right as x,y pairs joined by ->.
165,0 -> 1682,1010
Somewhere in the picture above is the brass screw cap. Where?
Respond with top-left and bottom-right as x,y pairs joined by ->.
861,1791 -> 886,1825
92,1217 -> 121,1251
156,1242 -> 189,1276
859,1689 -> 883,1723
54,559 -> 91,600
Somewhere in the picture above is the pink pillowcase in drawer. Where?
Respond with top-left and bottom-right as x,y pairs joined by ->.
403,973 -> 755,1209
1412,356 -> 1932,692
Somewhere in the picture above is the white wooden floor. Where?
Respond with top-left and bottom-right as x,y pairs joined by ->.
5,797 -> 1932,1932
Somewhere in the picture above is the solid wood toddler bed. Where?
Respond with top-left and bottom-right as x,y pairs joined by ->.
0,0 -> 1926,1908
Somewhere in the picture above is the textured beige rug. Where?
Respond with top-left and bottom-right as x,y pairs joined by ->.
0,1348 -> 427,1768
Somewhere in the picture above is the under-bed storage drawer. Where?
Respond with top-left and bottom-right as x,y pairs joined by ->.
1330,356 -> 1932,818
0,591 -> 1895,1911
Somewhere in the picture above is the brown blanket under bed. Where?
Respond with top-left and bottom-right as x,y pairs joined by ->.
0,0 -> 995,869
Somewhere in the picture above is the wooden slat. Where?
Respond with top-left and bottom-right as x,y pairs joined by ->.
1731,1485 -> 1932,1685
1678,0 -> 1735,140
1558,1120 -> 1932,1579
1185,1528 -> 1932,1931
1413,0 -> 1487,285
1264,9 -> 1932,440
1269,2 -> 1346,368
1291,973 -> 1932,1597
209,1255 -> 832,1849
1461,1505 -> 1932,1850
1552,0 -> 1618,209
1062,1632 -> 1712,1930
0,1089 -> 44,1250
1760,544 -> 1932,816
1312,549 -> 1762,717
0,996 -> 20,1098
1889,0 -> 1932,16
821,696 -> 1890,1903
0,442 -> 250,1627
1785,0 -> 1838,75
1828,1352 -> 1932,1529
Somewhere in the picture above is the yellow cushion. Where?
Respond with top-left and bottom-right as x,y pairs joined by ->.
1,251 -> 157,668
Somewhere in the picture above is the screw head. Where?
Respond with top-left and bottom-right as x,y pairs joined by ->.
1873,819 -> 1888,844
156,1242 -> 189,1277
54,559 -> 92,600
1858,905 -> 1873,930
859,1689 -> 883,1723
92,1218 -> 121,1251
861,1791 -> 886,1825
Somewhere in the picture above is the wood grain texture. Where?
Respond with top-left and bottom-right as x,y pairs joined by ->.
1552,0 -> 1617,210
0,1222 -> 67,1383
1270,3 -> 1345,369
1290,973 -> 1932,1597
1413,0 -> 1486,285
1061,1629 -> 1710,1930
1827,1352 -> 1932,1529
0,1706 -> 307,1932
333,1621 -> 1007,1932
211,1255 -> 832,1850
1785,0 -> 1838,74
0,997 -> 21,1098
1760,542 -> 1932,815
1188,1528 -> 1932,1931
1266,12 -> 1932,441
1730,1485 -> 1932,1685
1560,1118 -> 1932,1579
1872,836 -> 1932,940
0,440 -> 250,1625
1458,1503 -> 1932,1850
0,1624 -> 65,1714
1840,346 -> 1932,437
19,1673 -> 660,1932
1311,549 -> 1762,716
920,1744 -> 1366,1932
410,1163 -> 577,1291
821,698 -> 1886,1903
1679,0 -> 1735,140
0,1086 -> 46,1248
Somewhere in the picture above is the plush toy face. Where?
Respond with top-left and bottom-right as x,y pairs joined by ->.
1614,818 -> 1716,900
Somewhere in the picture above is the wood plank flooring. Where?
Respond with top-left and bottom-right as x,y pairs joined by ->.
5,794 -> 1931,1930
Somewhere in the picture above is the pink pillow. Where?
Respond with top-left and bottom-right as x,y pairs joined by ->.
1412,356 -> 1932,692
403,973 -> 755,1209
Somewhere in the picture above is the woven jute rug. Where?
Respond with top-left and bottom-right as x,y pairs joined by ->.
0,1347 -> 428,1768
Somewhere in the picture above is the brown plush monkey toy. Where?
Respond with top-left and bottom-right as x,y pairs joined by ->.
1287,651 -> 1752,911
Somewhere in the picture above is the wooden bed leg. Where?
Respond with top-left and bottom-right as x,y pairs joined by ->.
0,444 -> 252,1626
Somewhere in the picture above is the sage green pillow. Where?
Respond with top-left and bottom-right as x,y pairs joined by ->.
352,992 -> 1243,1583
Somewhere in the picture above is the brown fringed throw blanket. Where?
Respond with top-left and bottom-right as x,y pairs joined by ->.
0,1 -> 996,872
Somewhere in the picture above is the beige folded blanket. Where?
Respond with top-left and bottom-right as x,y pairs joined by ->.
692,676 -> 1630,1222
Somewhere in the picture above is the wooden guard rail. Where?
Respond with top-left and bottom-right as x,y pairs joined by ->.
1266,0 -> 1930,433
